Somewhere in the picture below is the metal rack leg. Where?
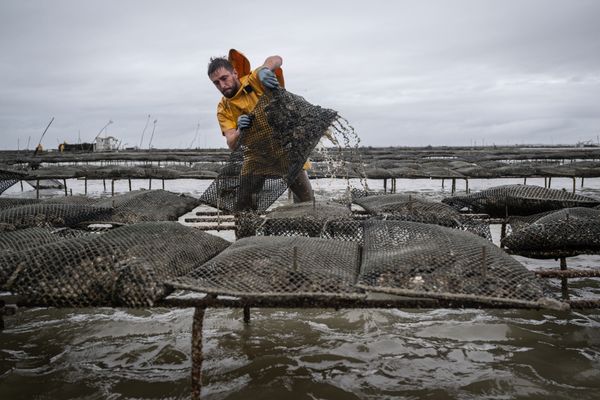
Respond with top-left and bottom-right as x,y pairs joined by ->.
192,307 -> 206,400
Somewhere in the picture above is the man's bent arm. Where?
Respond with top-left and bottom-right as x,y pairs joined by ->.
262,55 -> 282,71
223,128 -> 240,150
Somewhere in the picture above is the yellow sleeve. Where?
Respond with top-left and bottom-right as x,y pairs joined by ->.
247,68 -> 266,95
216,100 -> 236,134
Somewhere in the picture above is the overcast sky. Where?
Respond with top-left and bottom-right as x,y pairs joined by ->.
1,0 -> 599,150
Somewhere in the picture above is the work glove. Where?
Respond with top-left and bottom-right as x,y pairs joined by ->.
237,114 -> 251,130
258,67 -> 279,89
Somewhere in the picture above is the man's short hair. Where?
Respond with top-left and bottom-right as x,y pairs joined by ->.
208,57 -> 234,76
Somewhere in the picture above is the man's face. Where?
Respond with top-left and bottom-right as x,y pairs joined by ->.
209,67 -> 240,98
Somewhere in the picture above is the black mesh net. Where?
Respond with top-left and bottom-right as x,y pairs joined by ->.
0,227 -> 67,254
200,88 -> 339,212
167,219 -> 560,308
0,198 -> 41,210
42,196 -> 99,206
169,236 -> 363,299
354,193 -> 491,240
442,184 -> 600,217
0,203 -> 114,230
356,220 -> 551,307
502,207 -> 600,258
255,201 -> 353,238
1,222 -> 230,307
0,168 -> 26,195
93,189 -> 200,223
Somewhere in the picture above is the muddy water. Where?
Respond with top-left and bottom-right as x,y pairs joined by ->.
1,177 -> 600,399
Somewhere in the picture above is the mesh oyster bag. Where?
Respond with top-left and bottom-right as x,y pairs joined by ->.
169,235 -> 364,299
354,193 -> 491,240
0,227 -> 67,254
0,198 -> 41,211
356,220 -> 551,307
0,167 -> 27,195
0,222 -> 230,307
255,201 -> 353,238
442,184 -> 600,217
501,207 -> 600,258
93,189 -> 200,223
200,88 -> 339,212
0,203 -> 114,230
232,201 -> 363,243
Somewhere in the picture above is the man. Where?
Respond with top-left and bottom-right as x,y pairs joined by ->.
207,51 -> 313,208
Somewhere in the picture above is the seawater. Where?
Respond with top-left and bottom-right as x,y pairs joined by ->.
1,177 -> 600,400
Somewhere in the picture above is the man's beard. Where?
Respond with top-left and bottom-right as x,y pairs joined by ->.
222,82 -> 240,98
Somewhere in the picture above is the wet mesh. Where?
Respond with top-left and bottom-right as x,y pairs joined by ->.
0,168 -> 26,194
502,207 -> 600,258
0,204 -> 114,230
255,201 -> 353,238
354,193 -> 491,240
169,236 -> 363,299
356,220 -> 550,306
200,88 -> 339,212
93,189 -> 200,223
0,198 -> 40,210
1,222 -> 230,306
0,228 -> 67,254
442,184 -> 600,217
42,196 -> 100,206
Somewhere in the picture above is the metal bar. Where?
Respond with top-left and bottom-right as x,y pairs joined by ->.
195,211 -> 237,216
569,299 -> 600,309
560,257 -> 569,300
535,269 -> 600,278
155,296 -> 545,310
192,225 -> 236,231
243,306 -> 251,323
191,307 -> 205,400
185,217 -> 236,223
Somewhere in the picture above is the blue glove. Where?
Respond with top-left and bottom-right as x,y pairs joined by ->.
237,114 -> 251,130
258,67 -> 279,89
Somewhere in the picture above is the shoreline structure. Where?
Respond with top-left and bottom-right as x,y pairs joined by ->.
2,145 -> 600,196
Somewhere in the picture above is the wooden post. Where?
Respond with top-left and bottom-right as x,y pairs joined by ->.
111,179 -> 115,196
560,257 -> 569,300
191,307 -> 206,400
20,180 -> 23,191
128,179 -> 132,191
451,178 -> 456,194
103,179 -> 106,192
548,177 -> 552,188
162,179 -> 165,190
36,179 -> 40,199
63,179 -> 67,196
523,177 -> 527,185
442,178 -> 445,189
500,220 -> 507,247
581,177 -> 584,188
572,177 -> 576,194
84,178 -> 88,196
243,306 -> 251,324
383,178 -> 387,194
465,178 -> 469,194
544,177 -> 547,188
149,179 -> 152,190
